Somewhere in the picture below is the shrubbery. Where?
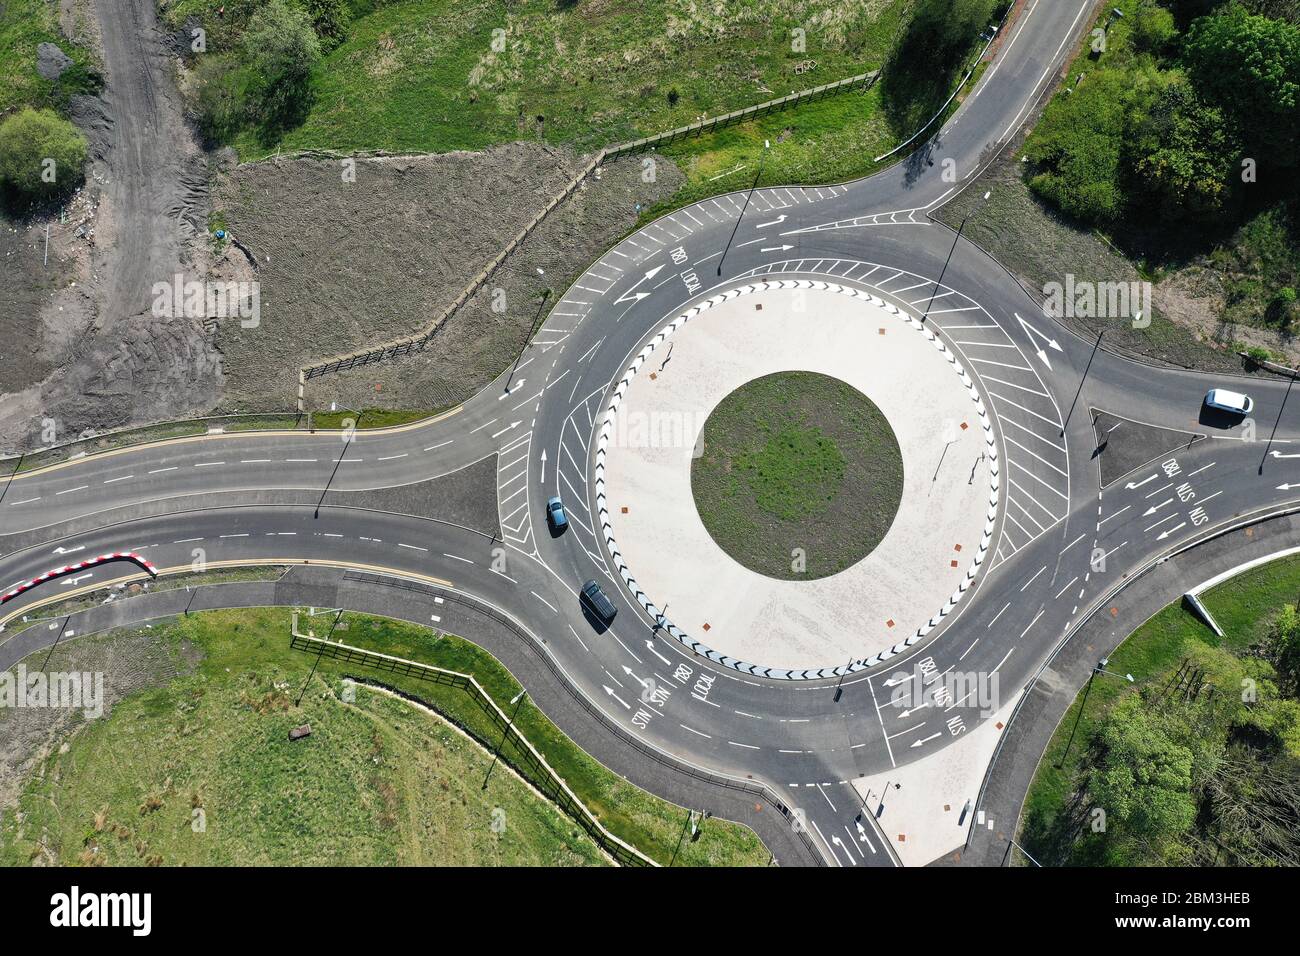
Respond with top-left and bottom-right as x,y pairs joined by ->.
1025,2 -> 1300,231
0,106 -> 87,203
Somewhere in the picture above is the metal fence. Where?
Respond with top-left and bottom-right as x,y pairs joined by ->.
295,69 -> 881,399
338,569 -> 826,864
288,632 -> 655,867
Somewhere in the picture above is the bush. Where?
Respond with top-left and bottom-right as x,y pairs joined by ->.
0,107 -> 87,202
293,0 -> 351,49
1182,2 -> 1300,157
1129,73 -> 1237,221
243,0 -> 321,135
1133,2 -> 1180,53
1024,68 -> 1157,224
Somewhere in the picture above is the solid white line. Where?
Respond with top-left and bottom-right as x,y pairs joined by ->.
442,553 -> 474,564
530,590 -> 557,613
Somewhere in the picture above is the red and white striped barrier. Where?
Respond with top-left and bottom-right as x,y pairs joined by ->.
1,551 -> 158,605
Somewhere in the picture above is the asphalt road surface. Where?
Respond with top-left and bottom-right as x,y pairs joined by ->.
5,1 -> 1295,866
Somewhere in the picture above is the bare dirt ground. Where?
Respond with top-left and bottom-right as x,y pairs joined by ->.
0,0 -> 218,453
2,1 -> 680,447
210,148 -> 683,413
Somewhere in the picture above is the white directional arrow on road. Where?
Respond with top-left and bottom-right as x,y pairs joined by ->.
614,264 -> 665,304
645,640 -> 672,665
882,673 -> 911,688
760,245 -> 794,253
1157,521 -> 1187,541
1142,497 -> 1173,517
756,215 -> 787,228
1276,483 -> 1300,491
603,685 -> 631,710
491,421 -> 522,440
1271,450 -> 1300,459
898,701 -> 932,718
1126,473 -> 1158,489
1016,313 -> 1063,369
910,731 -> 942,748
539,449 -> 547,484
498,379 -> 525,400
53,545 -> 86,555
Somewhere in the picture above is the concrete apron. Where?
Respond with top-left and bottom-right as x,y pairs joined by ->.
602,284 -> 990,672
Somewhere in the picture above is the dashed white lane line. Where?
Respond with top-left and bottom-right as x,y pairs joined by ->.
9,497 -> 40,505
377,454 -> 407,461
442,553 -> 474,564
1019,609 -> 1044,639
1054,576 -> 1079,600
531,590 -> 557,613
886,721 -> 926,740
734,710 -> 762,719
195,461 -> 224,467
680,724 -> 712,739
490,567 -> 518,584
992,647 -> 1015,676
240,459 -> 271,464
1099,504 -> 1130,525
55,485 -> 87,495
1019,565 -> 1046,591
959,638 -> 979,661
148,467 -> 177,474
286,458 -> 317,463
398,543 -> 428,552
728,740 -> 761,750
987,601 -> 1010,628
103,475 -> 133,484
219,533 -> 248,539
424,440 -> 453,452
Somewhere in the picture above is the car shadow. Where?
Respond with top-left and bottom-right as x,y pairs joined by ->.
1197,406 -> 1247,430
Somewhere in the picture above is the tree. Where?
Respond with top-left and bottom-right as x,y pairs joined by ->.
243,0 -> 321,134
1130,74 -> 1238,221
0,107 -> 87,202
1182,3 -> 1300,157
880,0 -> 999,135
1090,695 -> 1198,843
1024,67 -> 1159,224
1267,602 -> 1300,693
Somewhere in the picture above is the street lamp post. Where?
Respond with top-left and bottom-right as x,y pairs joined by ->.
716,140 -> 771,279
1057,657 -> 1133,768
482,688 -> 528,790
921,191 -> 989,324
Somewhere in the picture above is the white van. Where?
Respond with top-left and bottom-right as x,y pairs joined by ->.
1204,388 -> 1254,415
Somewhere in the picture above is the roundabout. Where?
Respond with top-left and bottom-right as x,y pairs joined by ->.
596,280 -> 997,675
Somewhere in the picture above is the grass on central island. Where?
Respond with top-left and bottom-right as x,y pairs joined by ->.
691,371 -> 903,580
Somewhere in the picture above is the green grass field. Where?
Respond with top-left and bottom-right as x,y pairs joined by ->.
164,0 -> 912,159
691,371 -> 903,579
1019,553 -> 1300,865
0,608 -> 770,866
0,0 -> 99,116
